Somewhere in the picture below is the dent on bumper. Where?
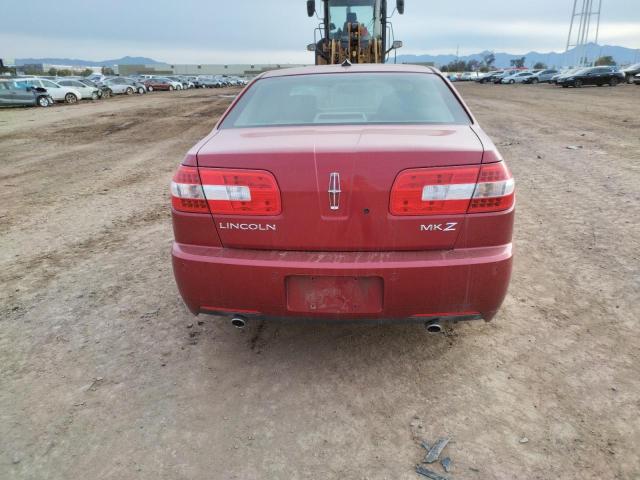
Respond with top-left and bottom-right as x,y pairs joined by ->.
172,243 -> 512,321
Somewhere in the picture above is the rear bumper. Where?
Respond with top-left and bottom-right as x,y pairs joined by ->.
172,243 -> 512,321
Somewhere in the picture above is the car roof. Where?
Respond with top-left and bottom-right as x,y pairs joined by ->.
260,64 -> 438,79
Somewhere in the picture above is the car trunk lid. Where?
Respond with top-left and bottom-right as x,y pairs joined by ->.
196,125 -> 484,251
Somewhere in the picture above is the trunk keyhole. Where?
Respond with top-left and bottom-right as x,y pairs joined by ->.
363,208 -> 370,215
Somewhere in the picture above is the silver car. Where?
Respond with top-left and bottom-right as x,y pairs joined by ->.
103,78 -> 137,95
529,69 -> 559,84
57,79 -> 101,100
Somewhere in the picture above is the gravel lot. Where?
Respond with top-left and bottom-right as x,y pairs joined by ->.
1,83 -> 639,480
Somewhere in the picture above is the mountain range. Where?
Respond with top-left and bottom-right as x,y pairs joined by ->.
396,43 -> 640,68
15,56 -> 164,66
14,44 -> 640,68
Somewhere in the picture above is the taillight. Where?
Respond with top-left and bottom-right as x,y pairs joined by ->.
390,162 -> 514,216
390,166 -> 480,215
199,168 -> 281,216
171,165 -> 209,213
468,162 -> 515,213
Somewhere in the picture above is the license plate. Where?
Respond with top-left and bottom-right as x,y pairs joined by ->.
286,276 -> 383,314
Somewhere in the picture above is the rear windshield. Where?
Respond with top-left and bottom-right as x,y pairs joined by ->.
220,73 -> 471,128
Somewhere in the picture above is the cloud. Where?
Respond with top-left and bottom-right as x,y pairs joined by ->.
2,0 -> 639,62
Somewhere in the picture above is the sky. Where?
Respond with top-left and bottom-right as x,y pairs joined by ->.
2,0 -> 639,63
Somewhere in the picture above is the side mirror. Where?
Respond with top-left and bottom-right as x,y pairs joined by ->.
396,0 -> 405,14
307,43 -> 317,52
329,22 -> 336,31
307,0 -> 315,17
392,40 -> 403,49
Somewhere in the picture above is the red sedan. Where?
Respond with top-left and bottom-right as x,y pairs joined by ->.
143,78 -> 174,91
171,64 -> 514,330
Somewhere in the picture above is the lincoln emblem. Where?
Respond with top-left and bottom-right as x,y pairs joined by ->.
328,172 -> 341,210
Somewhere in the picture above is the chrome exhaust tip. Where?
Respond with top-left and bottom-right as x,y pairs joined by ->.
231,316 -> 247,329
424,321 -> 443,334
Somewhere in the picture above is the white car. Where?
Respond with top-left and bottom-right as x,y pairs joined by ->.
56,79 -> 101,100
14,78 -> 83,104
501,71 -> 535,84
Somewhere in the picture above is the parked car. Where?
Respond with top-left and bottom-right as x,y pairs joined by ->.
170,64 -> 514,328
14,78 -> 83,104
551,68 -> 581,84
88,74 -> 106,84
621,63 -> 640,83
76,78 -> 112,98
143,78 -> 174,91
0,80 -> 53,107
199,77 -> 223,88
527,69 -> 559,83
557,66 -> 625,88
634,73 -> 640,85
152,77 -> 183,90
56,79 -> 101,100
459,72 -> 479,81
121,77 -> 148,94
186,76 -> 205,88
492,70 -> 518,83
501,71 -> 535,84
475,71 -> 502,84
102,77 -> 137,95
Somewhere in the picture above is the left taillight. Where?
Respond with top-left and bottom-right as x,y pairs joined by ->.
199,168 -> 281,216
172,166 -> 282,216
171,165 -> 209,213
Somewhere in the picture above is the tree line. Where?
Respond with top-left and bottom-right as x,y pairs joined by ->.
439,54 -> 617,72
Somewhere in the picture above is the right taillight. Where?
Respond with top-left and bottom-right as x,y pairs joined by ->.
468,162 -> 515,213
390,162 -> 514,216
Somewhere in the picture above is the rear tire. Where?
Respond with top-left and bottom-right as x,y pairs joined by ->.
574,79 -> 583,88
509,79 -> 515,84
609,78 -> 618,87
64,93 -> 78,104
91,92 -> 99,100
37,96 -> 50,107
125,87 -> 134,95
169,85 -> 175,91
626,75 -> 633,84
531,78 -> 539,84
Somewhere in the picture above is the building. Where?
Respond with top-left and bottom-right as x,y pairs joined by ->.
116,63 -> 309,77
16,63 -> 102,75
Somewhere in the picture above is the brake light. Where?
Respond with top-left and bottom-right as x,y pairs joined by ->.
171,165 -> 209,213
199,168 -> 281,215
468,162 -> 515,213
389,162 -> 514,216
390,166 -> 480,215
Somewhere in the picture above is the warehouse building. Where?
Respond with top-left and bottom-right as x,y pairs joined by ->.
116,63 -> 308,77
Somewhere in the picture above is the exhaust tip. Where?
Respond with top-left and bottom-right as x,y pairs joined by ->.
424,321 -> 443,334
231,316 -> 247,329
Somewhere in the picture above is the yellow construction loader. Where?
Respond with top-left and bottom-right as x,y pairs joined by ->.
306,0 -> 405,64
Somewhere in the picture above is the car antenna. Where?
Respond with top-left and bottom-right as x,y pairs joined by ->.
341,59 -> 352,67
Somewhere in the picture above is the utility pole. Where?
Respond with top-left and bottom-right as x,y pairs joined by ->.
565,0 -> 603,67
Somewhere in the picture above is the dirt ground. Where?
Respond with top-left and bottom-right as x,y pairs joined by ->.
1,83 -> 639,480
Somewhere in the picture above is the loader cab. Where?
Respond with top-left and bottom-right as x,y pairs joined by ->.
307,0 -> 404,65
328,0 -> 380,41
